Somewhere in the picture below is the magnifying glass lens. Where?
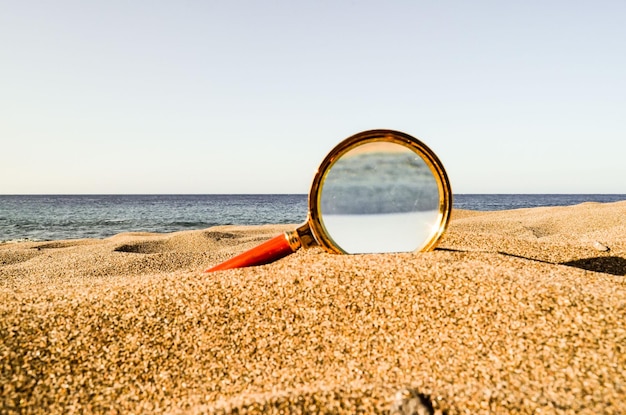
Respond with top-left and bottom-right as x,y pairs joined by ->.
318,142 -> 441,254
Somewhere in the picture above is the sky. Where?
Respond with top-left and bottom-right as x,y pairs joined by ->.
1,0 -> 625,194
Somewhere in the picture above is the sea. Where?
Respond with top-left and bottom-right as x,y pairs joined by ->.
1,194 -> 625,243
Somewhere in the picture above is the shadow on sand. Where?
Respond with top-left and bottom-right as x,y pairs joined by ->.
437,248 -> 626,276
561,256 -> 626,276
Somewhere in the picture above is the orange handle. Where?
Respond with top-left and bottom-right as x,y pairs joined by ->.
204,233 -> 296,272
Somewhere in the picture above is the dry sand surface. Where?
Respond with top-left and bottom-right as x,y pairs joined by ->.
1,201 -> 625,414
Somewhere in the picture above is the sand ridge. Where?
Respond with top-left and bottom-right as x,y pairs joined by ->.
1,202 -> 625,414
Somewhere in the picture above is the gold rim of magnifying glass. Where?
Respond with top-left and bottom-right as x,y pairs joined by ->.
306,129 -> 453,254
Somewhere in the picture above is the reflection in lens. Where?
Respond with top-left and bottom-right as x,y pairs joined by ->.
319,142 -> 440,254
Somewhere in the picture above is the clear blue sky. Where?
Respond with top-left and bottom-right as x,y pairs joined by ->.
1,1 -> 625,194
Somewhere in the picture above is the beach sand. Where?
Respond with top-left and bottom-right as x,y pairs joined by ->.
1,202 -> 625,414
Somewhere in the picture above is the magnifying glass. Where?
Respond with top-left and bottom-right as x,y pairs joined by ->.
205,129 -> 452,272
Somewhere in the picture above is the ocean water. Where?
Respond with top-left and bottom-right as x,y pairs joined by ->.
321,148 -> 439,214
0,195 -> 307,242
453,194 -> 626,211
1,194 -> 625,242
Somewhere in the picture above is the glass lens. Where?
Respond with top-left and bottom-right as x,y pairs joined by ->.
319,142 -> 440,254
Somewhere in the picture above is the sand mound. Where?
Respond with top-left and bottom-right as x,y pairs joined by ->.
1,202 -> 625,414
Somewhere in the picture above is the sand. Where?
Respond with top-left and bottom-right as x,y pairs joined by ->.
1,201 -> 625,414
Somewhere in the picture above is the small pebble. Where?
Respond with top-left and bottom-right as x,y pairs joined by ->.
389,388 -> 434,415
592,241 -> 610,252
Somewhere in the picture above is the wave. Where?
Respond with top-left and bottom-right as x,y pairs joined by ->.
1,237 -> 45,244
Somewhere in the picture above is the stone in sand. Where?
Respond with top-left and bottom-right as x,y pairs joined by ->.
389,388 -> 434,415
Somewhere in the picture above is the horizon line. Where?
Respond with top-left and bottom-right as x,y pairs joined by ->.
1,193 -> 626,196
